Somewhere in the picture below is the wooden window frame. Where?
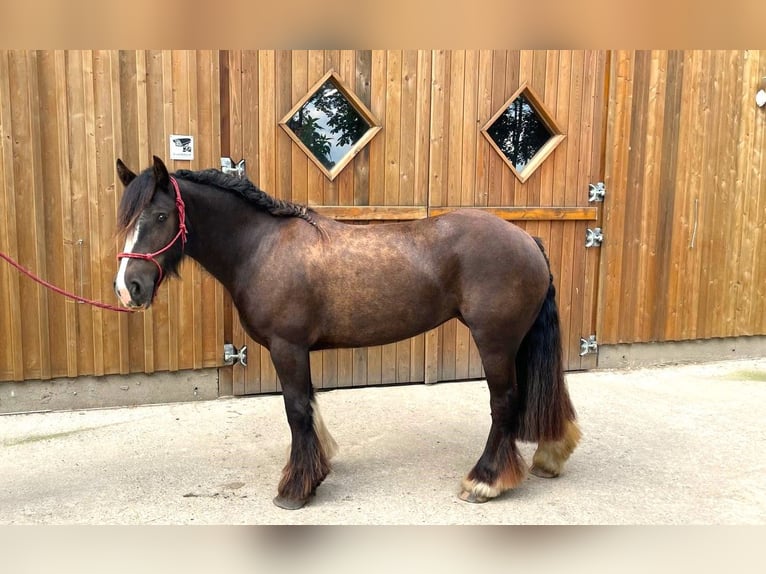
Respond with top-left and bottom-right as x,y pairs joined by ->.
279,70 -> 382,181
481,81 -> 565,184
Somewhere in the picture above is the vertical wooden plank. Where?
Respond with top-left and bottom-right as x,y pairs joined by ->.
427,50 -> 451,380
707,49 -> 733,338
5,51 -> 46,380
469,56 -> 494,376
336,50 -> 356,208
618,49 -> 650,345
726,51 -> 751,337
413,50 -> 431,208
195,50 -> 224,368
384,50 -> 402,207
428,50 -> 448,209
186,51 -> 205,369
652,50 -> 683,341
36,51 -> 70,378
352,50 -> 371,387
170,51 -> 193,371
579,50 -> 607,369
291,50 -> 309,207
486,50 -> 507,209
447,51 -> 469,378
230,50 -> 258,395
446,50 -> 465,208
565,51 -> 592,370
537,50 -> 560,268
509,51 -> 532,209
598,50 -> 632,343
158,50 -> 181,373
0,50 -> 25,381
353,50 -> 372,209
549,51 -> 572,364
400,50 -> 418,207
275,50 -> 292,203
337,35 -> 355,380
686,51 -> 715,340
474,49 -> 493,209
64,51 -> 94,376
663,50 -> 698,341
748,52 -> 766,332
92,51 -> 123,375
502,51 -> 521,208
119,50 -> 148,373
143,50 -> 169,372
258,50 -> 279,393
736,50 -> 764,335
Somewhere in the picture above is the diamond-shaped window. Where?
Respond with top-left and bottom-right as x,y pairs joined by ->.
280,70 -> 381,181
481,82 -> 565,183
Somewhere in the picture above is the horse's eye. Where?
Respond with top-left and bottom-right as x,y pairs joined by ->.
157,213 -> 168,223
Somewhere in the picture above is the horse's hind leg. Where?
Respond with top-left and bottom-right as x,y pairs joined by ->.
269,340 -> 338,509
460,340 -> 526,503
531,419 -> 581,478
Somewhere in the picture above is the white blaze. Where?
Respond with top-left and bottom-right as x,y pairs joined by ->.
115,222 -> 140,306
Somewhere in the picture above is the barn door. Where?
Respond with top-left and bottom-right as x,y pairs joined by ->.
220,50 -> 607,396
424,50 -> 608,380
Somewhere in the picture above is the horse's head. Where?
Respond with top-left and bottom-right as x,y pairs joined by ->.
114,156 -> 187,309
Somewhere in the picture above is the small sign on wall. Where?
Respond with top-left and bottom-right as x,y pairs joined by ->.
169,135 -> 194,160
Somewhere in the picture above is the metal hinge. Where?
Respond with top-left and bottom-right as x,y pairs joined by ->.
223,343 -> 248,367
220,157 -> 246,178
579,335 -> 598,356
588,182 -> 605,202
585,227 -> 603,248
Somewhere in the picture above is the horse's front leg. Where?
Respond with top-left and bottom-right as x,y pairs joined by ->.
269,339 -> 338,510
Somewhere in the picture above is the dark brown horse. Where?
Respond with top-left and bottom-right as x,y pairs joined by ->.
114,156 -> 580,509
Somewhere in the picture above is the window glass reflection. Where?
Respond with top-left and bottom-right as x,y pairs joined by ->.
286,78 -> 371,170
486,93 -> 553,171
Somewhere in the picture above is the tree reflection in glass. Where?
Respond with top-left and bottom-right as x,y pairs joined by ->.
486,93 -> 553,171
286,78 -> 371,170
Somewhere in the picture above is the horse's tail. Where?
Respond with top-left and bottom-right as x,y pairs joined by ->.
516,238 -> 577,442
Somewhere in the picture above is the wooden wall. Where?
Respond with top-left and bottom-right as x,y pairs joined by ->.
0,50 -> 226,382
8,50 -> 760,390
223,50 -> 606,394
599,50 -> 766,344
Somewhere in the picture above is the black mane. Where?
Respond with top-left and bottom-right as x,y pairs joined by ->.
175,169 -> 318,227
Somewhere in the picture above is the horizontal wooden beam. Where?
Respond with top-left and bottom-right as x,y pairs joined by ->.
311,205 -> 599,222
428,206 -> 599,221
311,206 -> 428,220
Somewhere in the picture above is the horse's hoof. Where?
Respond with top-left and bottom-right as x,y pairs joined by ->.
273,495 -> 309,510
458,490 -> 489,504
530,465 -> 558,479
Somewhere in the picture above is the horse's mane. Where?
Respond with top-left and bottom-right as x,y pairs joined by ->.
175,169 -> 319,227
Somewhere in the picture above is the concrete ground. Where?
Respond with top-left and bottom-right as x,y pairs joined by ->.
1,357 -> 764,525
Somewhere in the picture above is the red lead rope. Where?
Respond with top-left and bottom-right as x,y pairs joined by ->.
0,177 -> 187,314
0,250 -> 132,313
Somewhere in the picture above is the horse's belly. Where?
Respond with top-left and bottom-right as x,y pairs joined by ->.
314,288 -> 455,349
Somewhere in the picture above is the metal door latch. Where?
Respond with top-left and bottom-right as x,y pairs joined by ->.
588,182 -> 605,202
223,343 -> 248,367
585,227 -> 603,248
579,336 -> 598,356
220,157 -> 246,178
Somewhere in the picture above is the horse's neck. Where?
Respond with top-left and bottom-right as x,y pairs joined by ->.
181,184 -> 275,288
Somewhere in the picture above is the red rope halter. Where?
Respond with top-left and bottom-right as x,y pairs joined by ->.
117,176 -> 188,288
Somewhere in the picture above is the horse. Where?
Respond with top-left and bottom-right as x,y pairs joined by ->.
113,156 -> 581,510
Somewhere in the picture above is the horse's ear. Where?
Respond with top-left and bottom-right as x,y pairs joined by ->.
152,155 -> 170,191
116,159 -> 136,186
